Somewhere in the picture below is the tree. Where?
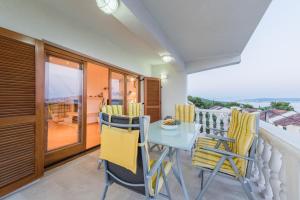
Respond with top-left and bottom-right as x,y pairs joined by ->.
270,101 -> 294,111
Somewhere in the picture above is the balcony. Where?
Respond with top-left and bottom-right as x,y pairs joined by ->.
1,0 -> 297,199
196,109 -> 300,200
3,109 -> 298,200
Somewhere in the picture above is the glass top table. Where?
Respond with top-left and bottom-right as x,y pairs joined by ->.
148,120 -> 200,200
148,120 -> 199,151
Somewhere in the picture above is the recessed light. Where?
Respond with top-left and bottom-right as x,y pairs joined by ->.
161,55 -> 174,63
96,0 -> 119,15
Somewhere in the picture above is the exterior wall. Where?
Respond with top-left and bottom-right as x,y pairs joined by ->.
286,125 -> 300,134
151,64 -> 187,118
0,0 -> 151,76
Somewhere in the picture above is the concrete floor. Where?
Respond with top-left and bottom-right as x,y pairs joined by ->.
4,150 -> 249,200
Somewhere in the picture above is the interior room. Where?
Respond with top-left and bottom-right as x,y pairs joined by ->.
45,56 -> 83,151
86,62 -> 109,149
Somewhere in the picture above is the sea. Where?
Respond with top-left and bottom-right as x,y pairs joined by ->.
237,101 -> 300,112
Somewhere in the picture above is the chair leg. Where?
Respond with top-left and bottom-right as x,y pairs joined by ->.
239,179 -> 256,200
198,169 -> 202,178
98,160 -> 102,169
200,170 -> 204,190
196,156 -> 226,200
228,158 -> 256,200
100,184 -> 109,200
162,168 -> 172,200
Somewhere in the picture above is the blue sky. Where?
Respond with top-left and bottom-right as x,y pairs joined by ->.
188,0 -> 300,101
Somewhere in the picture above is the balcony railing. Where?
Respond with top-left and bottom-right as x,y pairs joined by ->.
195,108 -> 300,200
196,108 -> 231,134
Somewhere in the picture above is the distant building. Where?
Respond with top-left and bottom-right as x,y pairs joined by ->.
260,110 -> 300,134
210,106 -> 231,112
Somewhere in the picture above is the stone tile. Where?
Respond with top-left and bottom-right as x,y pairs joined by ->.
4,150 -> 249,200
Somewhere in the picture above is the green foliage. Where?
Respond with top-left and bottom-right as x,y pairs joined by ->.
188,96 -> 295,112
270,101 -> 294,111
242,104 -> 254,109
188,95 -> 242,109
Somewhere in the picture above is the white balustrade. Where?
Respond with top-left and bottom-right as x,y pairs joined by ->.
195,108 -> 300,200
254,121 -> 300,200
197,109 -> 231,134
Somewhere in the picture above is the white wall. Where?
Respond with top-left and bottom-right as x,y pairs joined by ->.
151,64 -> 187,118
0,0 -> 151,76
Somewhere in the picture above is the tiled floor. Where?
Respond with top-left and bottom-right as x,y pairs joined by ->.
4,150 -> 249,200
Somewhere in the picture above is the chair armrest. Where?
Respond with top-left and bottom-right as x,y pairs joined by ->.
201,146 -> 254,161
147,148 -> 169,178
205,134 -> 235,143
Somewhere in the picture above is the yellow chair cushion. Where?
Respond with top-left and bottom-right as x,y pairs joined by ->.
149,160 -> 172,195
102,105 -> 123,116
100,126 -> 139,174
193,112 -> 256,177
128,103 -> 142,117
196,137 -> 226,150
192,148 -> 247,176
175,104 -> 195,123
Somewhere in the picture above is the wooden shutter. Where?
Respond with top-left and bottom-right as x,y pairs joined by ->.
144,77 -> 161,123
0,28 -> 44,197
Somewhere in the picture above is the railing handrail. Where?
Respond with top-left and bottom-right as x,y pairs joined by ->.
260,120 -> 300,159
196,108 -> 231,114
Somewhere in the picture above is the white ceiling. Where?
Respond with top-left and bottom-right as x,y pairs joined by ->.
38,0 -> 164,67
37,0 -> 271,74
123,0 -> 271,73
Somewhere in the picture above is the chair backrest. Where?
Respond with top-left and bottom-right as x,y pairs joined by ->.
101,105 -> 123,116
100,113 -> 150,195
175,104 -> 195,122
231,112 -> 259,176
227,109 -> 241,138
128,102 -> 143,117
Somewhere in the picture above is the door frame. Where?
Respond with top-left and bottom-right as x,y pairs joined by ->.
44,45 -> 87,166
108,70 -> 140,114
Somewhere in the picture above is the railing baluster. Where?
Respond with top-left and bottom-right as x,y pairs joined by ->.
216,113 -> 221,130
269,147 -> 282,200
279,153 -> 287,200
202,112 -> 206,133
209,112 -> 213,132
262,142 -> 273,200
256,137 -> 266,192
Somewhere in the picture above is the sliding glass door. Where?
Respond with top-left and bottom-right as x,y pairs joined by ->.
126,75 -> 139,104
86,62 -> 108,149
45,55 -> 84,165
110,71 -> 125,106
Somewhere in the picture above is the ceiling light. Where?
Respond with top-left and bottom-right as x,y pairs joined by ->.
161,55 -> 174,63
96,0 -> 119,15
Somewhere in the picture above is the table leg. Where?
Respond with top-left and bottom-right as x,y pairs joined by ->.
169,148 -> 190,200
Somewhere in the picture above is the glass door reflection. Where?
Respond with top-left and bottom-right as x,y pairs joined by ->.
110,71 -> 125,106
126,75 -> 139,103
45,56 -> 83,151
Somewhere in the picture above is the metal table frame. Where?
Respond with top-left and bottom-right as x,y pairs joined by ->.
148,121 -> 199,200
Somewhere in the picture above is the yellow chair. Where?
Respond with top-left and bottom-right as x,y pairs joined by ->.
101,105 -> 123,116
192,112 -> 259,200
175,104 -> 195,123
128,102 -> 143,117
99,114 -> 173,199
197,109 -> 241,151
